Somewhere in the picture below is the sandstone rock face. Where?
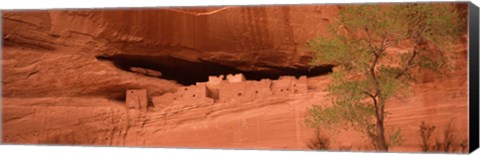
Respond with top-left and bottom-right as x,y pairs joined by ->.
3,5 -> 338,77
1,4 -> 468,152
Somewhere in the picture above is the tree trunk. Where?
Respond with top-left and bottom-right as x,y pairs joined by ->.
375,117 -> 389,151
375,102 -> 389,151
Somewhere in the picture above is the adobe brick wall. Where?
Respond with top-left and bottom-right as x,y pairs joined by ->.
291,76 -> 308,94
181,83 -> 207,98
205,75 -> 225,99
208,75 -> 224,84
271,76 -> 308,95
245,80 -> 273,100
219,81 -> 246,102
271,77 -> 293,96
152,83 -> 214,108
152,92 -> 177,109
126,89 -> 148,112
226,74 -> 245,82
150,74 -> 308,109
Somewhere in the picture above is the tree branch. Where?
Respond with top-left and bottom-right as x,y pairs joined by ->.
363,91 -> 377,99
378,33 -> 389,55
370,54 -> 379,81
395,44 -> 419,79
365,27 -> 375,51
369,33 -> 389,95
364,90 -> 382,124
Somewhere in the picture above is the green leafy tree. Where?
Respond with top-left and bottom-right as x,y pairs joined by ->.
305,3 -> 464,151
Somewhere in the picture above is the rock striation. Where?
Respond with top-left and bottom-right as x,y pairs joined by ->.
1,4 -> 469,152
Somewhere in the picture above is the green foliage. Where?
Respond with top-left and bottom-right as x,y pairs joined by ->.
387,128 -> 404,147
305,3 -> 464,151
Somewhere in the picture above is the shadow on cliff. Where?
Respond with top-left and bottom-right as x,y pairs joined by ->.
96,54 -> 333,86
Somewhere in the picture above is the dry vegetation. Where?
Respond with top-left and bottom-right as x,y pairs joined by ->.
418,120 -> 468,153
307,128 -> 331,150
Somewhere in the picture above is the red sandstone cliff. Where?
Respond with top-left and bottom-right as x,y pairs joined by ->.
1,4 -> 468,152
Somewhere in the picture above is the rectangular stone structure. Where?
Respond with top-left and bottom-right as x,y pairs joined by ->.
250,79 -> 273,99
206,87 -> 220,100
150,73 -> 308,108
152,92 -> 177,109
178,83 -> 209,103
126,89 -> 148,112
291,76 -> 308,94
218,82 -> 239,102
208,75 -> 224,84
271,76 -> 294,96
219,82 -> 247,103
226,73 -> 245,83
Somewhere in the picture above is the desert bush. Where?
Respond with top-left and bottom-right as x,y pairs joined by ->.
441,121 -> 456,152
419,121 -> 436,151
307,128 -> 331,150
418,120 -> 468,153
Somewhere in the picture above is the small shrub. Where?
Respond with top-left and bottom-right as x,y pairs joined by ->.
441,121 -> 456,152
307,128 -> 331,150
431,139 -> 443,152
419,121 -> 436,152
418,120 -> 468,153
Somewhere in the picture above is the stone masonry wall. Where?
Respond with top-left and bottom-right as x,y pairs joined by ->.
150,74 -> 308,109
126,89 -> 148,112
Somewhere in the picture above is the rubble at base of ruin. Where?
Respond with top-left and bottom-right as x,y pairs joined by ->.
149,73 -> 309,109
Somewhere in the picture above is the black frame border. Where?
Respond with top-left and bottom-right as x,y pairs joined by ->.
469,2 -> 479,153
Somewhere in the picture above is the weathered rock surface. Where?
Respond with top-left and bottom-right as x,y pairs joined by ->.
2,5 -> 338,79
1,4 -> 469,152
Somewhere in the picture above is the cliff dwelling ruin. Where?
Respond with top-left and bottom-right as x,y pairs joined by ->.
126,73 -> 309,111
1,3 -> 469,152
97,54 -> 333,86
